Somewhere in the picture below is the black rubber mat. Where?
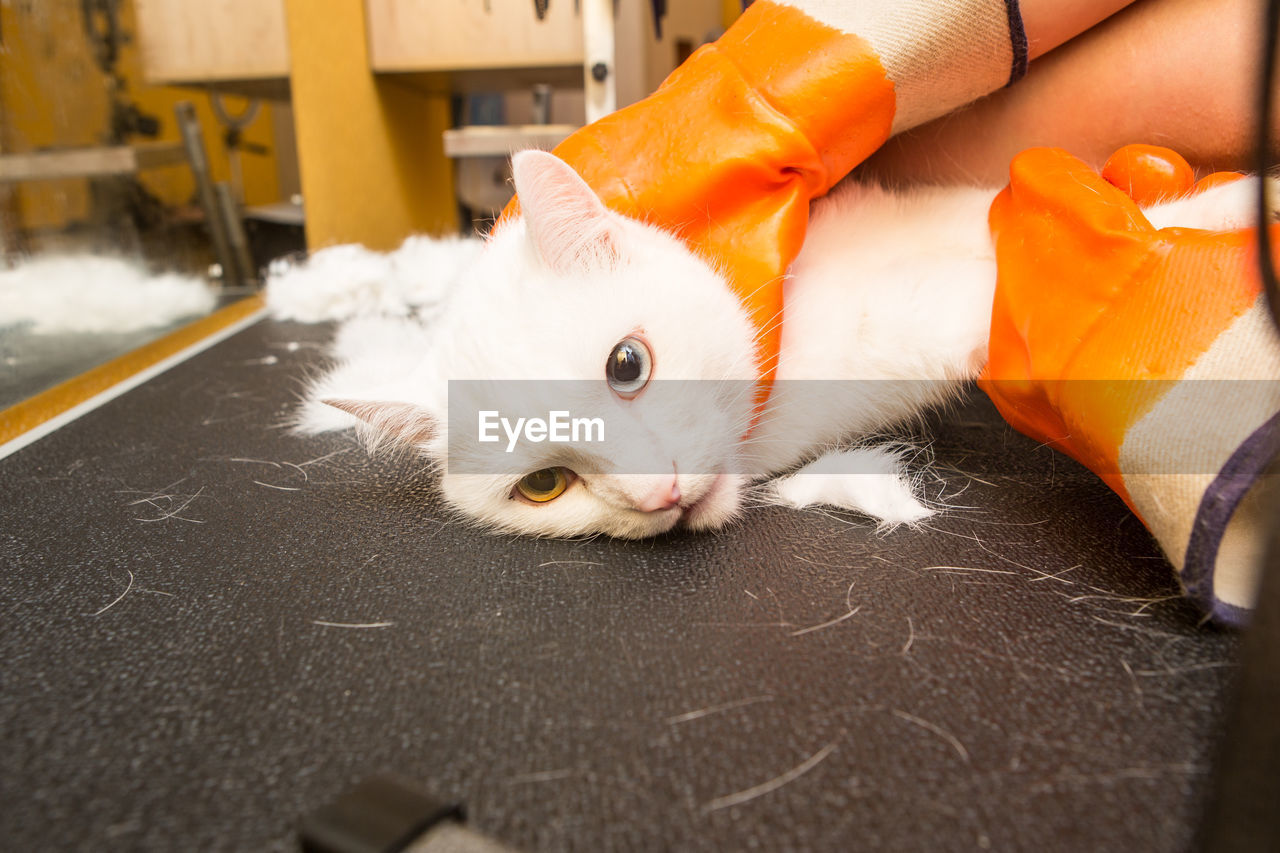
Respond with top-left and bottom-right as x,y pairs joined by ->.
1,317 -> 1241,851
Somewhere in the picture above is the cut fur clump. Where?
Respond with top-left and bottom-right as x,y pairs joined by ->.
0,255 -> 214,334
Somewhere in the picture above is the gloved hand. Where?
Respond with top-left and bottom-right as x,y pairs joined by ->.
505,0 -> 1029,391
979,145 -> 1280,623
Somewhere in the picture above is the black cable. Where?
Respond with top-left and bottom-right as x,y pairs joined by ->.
1196,7 -> 1280,849
1259,0 -> 1280,328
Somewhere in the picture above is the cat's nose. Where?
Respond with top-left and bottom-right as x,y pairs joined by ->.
636,475 -> 681,513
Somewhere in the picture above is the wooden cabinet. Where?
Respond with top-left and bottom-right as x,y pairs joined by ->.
133,0 -> 289,87
366,0 -> 585,72
129,0 -> 728,244
134,0 -> 722,102
366,0 -> 723,106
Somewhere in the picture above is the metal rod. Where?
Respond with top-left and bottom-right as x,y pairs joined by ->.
175,101 -> 238,288
582,0 -> 616,122
215,181 -> 257,287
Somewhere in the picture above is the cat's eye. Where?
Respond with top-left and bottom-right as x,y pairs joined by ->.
606,336 -> 652,398
515,467 -> 571,503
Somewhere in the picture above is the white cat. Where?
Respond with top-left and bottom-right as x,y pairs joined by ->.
267,150 -> 1267,539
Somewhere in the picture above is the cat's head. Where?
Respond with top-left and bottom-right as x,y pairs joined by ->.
326,150 -> 760,538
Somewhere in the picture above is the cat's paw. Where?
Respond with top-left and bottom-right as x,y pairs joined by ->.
1143,176 -> 1278,232
770,447 -> 933,525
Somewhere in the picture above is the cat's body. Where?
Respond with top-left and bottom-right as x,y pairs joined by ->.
267,152 -> 1266,539
748,182 -> 997,478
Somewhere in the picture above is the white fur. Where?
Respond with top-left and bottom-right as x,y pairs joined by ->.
1141,176 -> 1269,231
746,182 -> 998,477
771,447 -> 933,524
268,155 -> 1273,539
265,235 -> 481,324
0,255 -> 214,334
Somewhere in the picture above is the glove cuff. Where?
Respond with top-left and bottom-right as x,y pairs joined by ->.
785,0 -> 1029,132
1120,298 -> 1280,624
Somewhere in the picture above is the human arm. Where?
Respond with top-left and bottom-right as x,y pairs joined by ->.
862,0 -> 1266,185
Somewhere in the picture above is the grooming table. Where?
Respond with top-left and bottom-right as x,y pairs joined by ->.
0,312 -> 1248,850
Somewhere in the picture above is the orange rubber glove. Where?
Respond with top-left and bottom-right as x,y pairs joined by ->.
504,0 -> 1029,397
979,146 -> 1280,623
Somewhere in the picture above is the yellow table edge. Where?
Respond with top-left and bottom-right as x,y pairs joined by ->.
0,294 -> 267,454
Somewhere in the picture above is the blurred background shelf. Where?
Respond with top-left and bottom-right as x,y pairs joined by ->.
0,143 -> 188,183
367,0 -> 586,72
442,124 -> 576,158
123,0 -> 726,239
133,0 -> 290,90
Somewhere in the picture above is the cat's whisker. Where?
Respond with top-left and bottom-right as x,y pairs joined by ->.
701,735 -> 843,813
89,570 -> 134,617
253,480 -> 301,492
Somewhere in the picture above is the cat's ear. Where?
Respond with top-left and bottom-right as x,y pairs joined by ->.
512,150 -> 620,273
322,399 -> 436,451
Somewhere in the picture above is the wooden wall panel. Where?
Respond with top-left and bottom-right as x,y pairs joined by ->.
366,0 -> 584,72
134,0 -> 289,83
